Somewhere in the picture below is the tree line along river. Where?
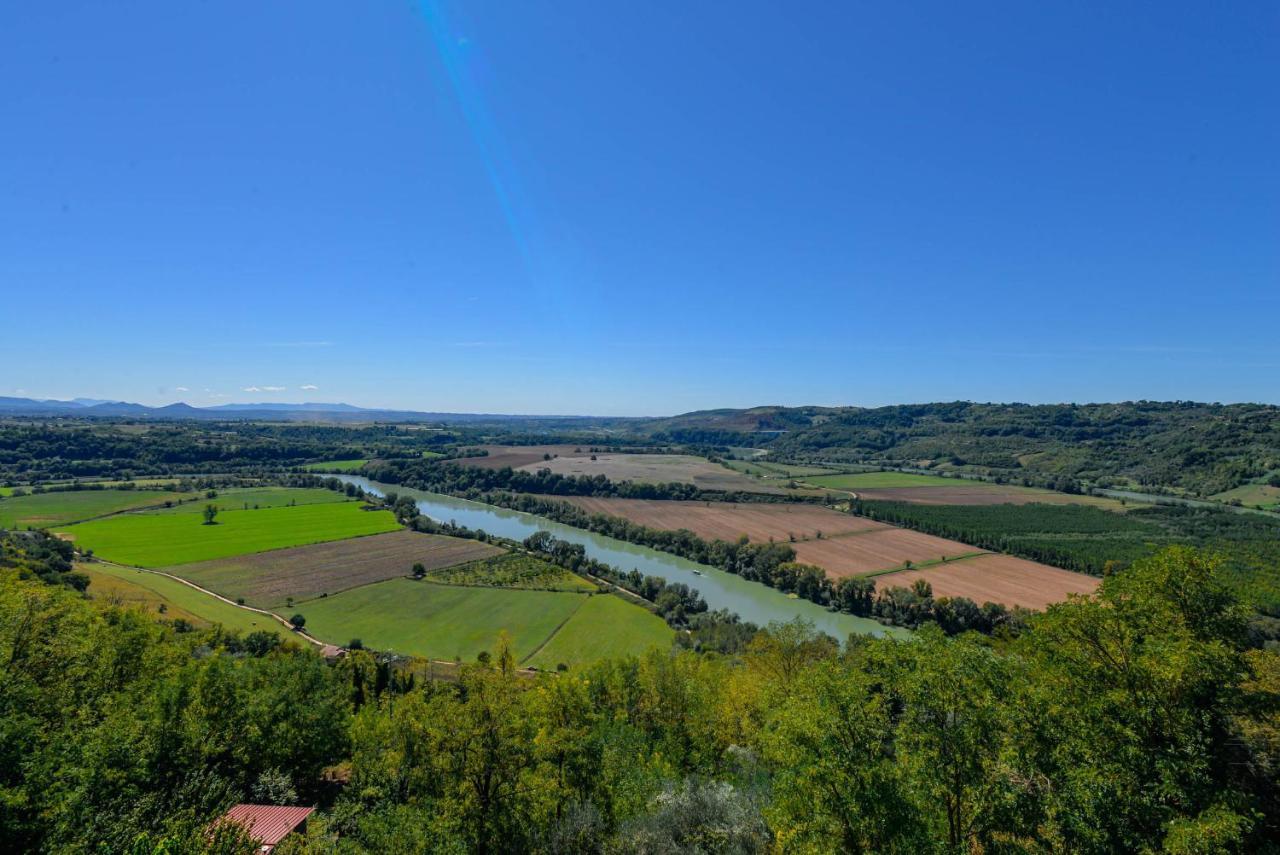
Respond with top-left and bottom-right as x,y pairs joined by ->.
335,476 -> 903,638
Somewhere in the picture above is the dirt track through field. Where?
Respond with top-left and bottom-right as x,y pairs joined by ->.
872,553 -> 1099,609
792,529 -> 985,578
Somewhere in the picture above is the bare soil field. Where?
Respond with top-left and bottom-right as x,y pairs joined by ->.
168,529 -> 503,608
560,496 -> 884,542
853,485 -> 1127,508
791,529 -> 984,579
460,445 -> 590,470
522,453 -> 783,493
872,553 -> 1100,610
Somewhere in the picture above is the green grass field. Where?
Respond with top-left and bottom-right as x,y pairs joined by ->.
302,459 -> 369,472
84,563 -> 287,637
1212,483 -> 1280,509
300,578 -> 588,661
0,487 -> 14,497
153,486 -> 350,514
420,451 -> 444,459
58,502 -> 400,567
525,593 -> 672,669
804,471 -> 978,489
0,489 -> 194,529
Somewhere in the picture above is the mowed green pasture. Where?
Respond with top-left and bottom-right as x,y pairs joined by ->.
302,459 -> 369,472
153,487 -> 350,513
58,502 -> 400,567
84,563 -> 287,637
805,471 -> 974,489
525,593 -> 672,669
300,579 -> 587,661
0,489 -> 194,529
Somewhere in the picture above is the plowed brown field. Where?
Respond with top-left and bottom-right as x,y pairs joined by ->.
872,553 -> 1099,609
168,529 -> 503,608
791,529 -> 984,578
560,497 -> 884,542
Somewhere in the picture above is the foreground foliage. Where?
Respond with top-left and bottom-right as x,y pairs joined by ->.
1,533 -> 1277,853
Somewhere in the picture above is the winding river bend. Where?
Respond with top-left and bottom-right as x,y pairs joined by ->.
336,476 -> 903,638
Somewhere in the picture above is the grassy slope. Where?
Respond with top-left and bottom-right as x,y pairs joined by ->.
0,489 -> 194,529
1212,483 -> 1280,509
84,563 -> 287,636
58,502 -> 400,567
81,564 -> 210,625
526,593 -> 672,669
301,578 -> 587,661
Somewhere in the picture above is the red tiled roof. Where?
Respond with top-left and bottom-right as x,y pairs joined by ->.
219,804 -> 314,847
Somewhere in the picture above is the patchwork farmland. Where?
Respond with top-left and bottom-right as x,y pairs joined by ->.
526,452 -> 784,492
83,562 -> 289,637
167,529 -> 503,608
300,579 -> 671,665
0,488 -> 197,529
801,471 -> 1128,508
560,496 -> 882,542
461,444 -> 592,470
459,444 -> 783,493
872,553 -> 1101,610
150,486 -> 353,513
48,483 -> 678,667
791,529 -> 987,579
56,501 -> 401,567
554,494 -> 1086,604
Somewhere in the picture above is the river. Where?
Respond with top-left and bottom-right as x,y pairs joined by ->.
335,476 -> 904,638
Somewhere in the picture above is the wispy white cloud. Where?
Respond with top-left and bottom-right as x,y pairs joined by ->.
261,385 -> 286,392
176,386 -> 189,392
243,386 -> 262,393
300,384 -> 319,391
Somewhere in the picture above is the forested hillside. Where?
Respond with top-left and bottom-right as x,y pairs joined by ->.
648,401 -> 1280,495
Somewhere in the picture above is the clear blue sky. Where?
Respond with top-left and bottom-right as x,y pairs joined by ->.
2,2 -> 1276,415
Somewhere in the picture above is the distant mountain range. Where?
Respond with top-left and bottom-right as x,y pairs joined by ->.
0,396 -> 600,424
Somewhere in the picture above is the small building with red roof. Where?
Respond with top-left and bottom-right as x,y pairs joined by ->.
216,804 -> 315,852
